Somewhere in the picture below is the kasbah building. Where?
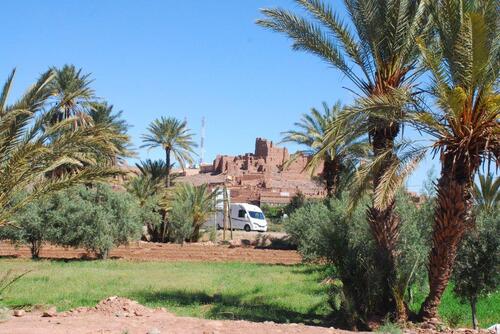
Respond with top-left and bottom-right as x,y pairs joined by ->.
117,137 -> 425,206
117,137 -> 326,206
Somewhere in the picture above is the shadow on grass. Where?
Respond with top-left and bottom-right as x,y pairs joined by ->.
290,264 -> 329,276
132,289 -> 331,327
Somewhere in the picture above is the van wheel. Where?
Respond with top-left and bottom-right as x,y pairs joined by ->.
244,225 -> 251,232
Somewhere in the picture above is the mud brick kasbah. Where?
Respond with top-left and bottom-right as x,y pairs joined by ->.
180,138 -> 326,205
118,138 -> 326,206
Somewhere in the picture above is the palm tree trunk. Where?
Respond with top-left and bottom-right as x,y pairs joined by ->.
160,209 -> 169,243
191,224 -> 201,242
165,148 -> 171,188
323,157 -> 340,198
369,124 -> 403,319
419,155 -> 474,321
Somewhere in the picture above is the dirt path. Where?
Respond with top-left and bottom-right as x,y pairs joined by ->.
0,297 -> 351,334
0,240 -> 301,265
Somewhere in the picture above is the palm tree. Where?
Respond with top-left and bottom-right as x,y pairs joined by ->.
135,159 -> 169,182
0,69 -> 122,225
473,174 -> 499,213
170,183 -> 217,242
126,175 -> 162,206
281,101 -> 368,197
141,117 -> 197,187
126,174 -> 167,241
48,64 -> 95,127
413,0 -> 499,321
257,0 -> 430,319
89,102 -> 133,163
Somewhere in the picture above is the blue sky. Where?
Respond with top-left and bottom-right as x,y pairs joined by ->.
3,0 -> 437,192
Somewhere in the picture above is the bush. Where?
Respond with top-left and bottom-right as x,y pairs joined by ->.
0,194 -> 52,259
394,191 -> 433,304
285,200 -> 334,261
284,191 -> 306,215
285,192 -> 433,328
261,204 -> 285,220
48,185 -> 143,259
451,208 -> 500,329
285,195 -> 378,328
376,322 -> 403,334
1,185 -> 144,259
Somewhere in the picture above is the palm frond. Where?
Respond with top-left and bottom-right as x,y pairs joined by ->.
0,69 -> 124,225
374,145 -> 426,210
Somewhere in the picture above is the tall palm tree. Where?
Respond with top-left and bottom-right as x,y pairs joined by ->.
48,64 -> 95,127
281,101 -> 368,197
0,69 -> 122,225
473,174 -> 499,213
89,101 -> 133,162
413,0 -> 499,320
257,0 -> 430,319
141,117 -> 197,187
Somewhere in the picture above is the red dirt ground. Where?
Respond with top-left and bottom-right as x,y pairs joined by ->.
0,297 -> 489,334
0,296 -> 355,334
0,241 -> 302,265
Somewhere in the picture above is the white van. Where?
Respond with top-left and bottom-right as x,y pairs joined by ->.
205,203 -> 268,232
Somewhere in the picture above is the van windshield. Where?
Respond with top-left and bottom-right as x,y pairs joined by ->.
249,211 -> 265,220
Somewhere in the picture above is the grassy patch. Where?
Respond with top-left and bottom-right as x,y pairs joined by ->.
0,259 -> 498,328
0,259 -> 330,325
410,284 -> 499,328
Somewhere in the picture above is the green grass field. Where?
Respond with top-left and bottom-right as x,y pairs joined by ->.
0,259 -> 498,328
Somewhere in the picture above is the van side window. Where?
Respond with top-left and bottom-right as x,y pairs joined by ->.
238,209 -> 246,218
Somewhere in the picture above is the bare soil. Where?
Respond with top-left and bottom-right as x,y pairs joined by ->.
0,237 -> 301,265
1,297 -> 490,334
0,296 -> 354,334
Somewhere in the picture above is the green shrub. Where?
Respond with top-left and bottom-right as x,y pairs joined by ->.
261,204 -> 286,231
376,322 -> 403,334
261,204 -> 285,220
48,185 -> 143,259
1,185 -> 144,259
0,194 -> 52,259
284,191 -> 306,215
285,192 -> 433,328
394,191 -> 433,304
451,208 -> 500,329
285,195 -> 378,328
285,200 -> 333,261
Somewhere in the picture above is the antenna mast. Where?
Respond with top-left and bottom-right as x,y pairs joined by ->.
200,116 -> 205,166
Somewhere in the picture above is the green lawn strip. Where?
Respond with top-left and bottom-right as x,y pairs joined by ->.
0,259 -> 329,325
0,259 -> 497,328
